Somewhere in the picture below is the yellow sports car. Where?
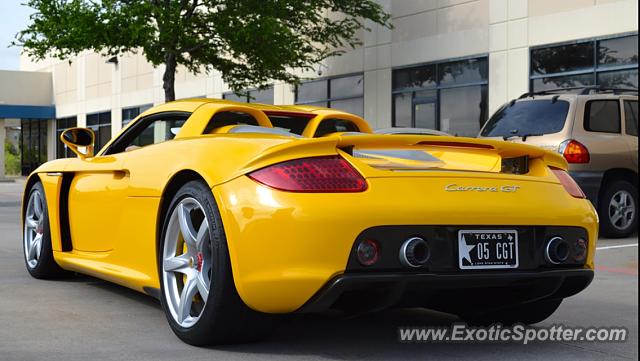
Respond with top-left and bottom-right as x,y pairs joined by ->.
22,99 -> 597,345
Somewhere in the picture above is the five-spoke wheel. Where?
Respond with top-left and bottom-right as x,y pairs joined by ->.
162,197 -> 213,328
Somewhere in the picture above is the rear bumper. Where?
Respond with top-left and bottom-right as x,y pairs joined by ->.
569,171 -> 603,206
299,269 -> 594,313
212,175 -> 598,314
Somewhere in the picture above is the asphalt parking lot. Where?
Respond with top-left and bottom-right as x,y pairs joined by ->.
0,179 -> 637,361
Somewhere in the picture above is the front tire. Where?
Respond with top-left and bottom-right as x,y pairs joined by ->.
22,181 -> 66,279
599,180 -> 638,238
463,298 -> 562,326
158,180 -> 274,345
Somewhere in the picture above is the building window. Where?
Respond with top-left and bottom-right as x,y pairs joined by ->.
295,74 -> 364,117
392,57 -> 489,137
122,104 -> 153,127
56,116 -> 77,158
530,34 -> 638,91
86,111 -> 112,153
20,119 -> 48,176
223,87 -> 274,104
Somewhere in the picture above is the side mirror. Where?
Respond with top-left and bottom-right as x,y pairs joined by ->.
60,127 -> 95,159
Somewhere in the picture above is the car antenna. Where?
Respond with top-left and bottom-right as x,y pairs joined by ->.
551,95 -> 559,103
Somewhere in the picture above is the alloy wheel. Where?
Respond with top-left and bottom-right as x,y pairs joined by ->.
608,190 -> 636,231
162,197 -> 213,328
24,189 -> 45,269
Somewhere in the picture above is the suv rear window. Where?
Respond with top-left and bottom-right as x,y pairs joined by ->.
480,99 -> 569,137
624,100 -> 638,136
584,100 -> 620,133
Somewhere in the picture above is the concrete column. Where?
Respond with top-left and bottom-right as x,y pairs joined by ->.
47,119 -> 56,161
0,119 -> 5,180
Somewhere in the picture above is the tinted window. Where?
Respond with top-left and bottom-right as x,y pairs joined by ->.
393,93 -> 412,127
330,98 -> 364,117
531,42 -> 594,75
481,100 -> 570,137
56,116 -> 77,158
440,85 -> 488,137
314,119 -> 360,137
624,101 -> 638,136
532,73 -> 595,91
86,111 -> 112,153
598,36 -> 639,67
203,111 -> 260,133
584,100 -> 621,133
106,113 -> 190,154
438,58 -> 488,86
268,115 -> 312,135
330,75 -> 364,99
250,87 -> 274,104
297,80 -> 327,103
597,69 -> 639,89
393,65 -> 436,90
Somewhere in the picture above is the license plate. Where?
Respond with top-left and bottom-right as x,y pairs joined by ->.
458,230 -> 519,269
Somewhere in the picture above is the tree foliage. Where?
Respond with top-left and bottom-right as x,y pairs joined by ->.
15,0 -> 391,102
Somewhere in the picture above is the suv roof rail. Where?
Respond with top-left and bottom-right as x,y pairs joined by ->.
518,86 -> 639,99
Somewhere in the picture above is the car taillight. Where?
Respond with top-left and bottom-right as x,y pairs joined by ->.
559,139 -> 590,163
248,156 -> 367,192
551,168 -> 586,198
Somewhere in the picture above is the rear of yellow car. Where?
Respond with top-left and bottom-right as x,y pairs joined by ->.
212,134 -> 598,323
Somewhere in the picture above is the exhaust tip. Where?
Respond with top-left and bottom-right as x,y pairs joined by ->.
546,236 -> 570,264
400,237 -> 430,268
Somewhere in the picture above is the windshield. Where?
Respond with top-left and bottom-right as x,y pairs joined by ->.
480,99 -> 570,137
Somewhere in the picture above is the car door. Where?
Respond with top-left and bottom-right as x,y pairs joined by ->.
64,151 -> 129,252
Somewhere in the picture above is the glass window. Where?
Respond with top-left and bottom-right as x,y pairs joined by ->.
314,119 -> 360,137
481,100 -> 570,137
584,100 -> 621,133
392,57 -> 489,134
393,65 -> 436,90
624,101 -> 638,136
438,58 -> 488,86
223,87 -> 274,104
122,105 -> 152,127
531,42 -> 594,75
330,75 -> 364,99
440,85 -> 488,137
222,92 -> 246,103
532,73 -> 595,91
598,35 -> 639,68
330,98 -> 364,117
268,115 -> 312,135
296,75 -> 364,116
393,93 -> 412,128
106,113 -> 190,154
530,35 -> 638,92
56,116 -> 77,158
249,87 -> 274,104
86,111 -> 112,153
597,69 -> 639,89
296,80 -> 328,103
20,119 -> 48,175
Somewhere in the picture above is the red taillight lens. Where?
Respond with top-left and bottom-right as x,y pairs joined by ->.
248,156 -> 367,192
559,139 -> 590,163
551,168 -> 586,198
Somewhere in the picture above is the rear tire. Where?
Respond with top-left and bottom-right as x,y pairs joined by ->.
598,180 -> 638,238
158,180 -> 275,345
463,298 -> 562,326
22,181 -> 67,279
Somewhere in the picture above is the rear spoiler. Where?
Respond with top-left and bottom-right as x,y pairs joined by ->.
240,134 -> 568,174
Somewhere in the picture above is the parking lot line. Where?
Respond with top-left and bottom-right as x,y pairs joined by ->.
596,243 -> 638,251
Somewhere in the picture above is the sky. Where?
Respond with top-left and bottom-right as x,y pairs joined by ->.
0,1 -> 33,70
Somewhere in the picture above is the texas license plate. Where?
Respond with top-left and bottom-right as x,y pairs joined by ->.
458,230 -> 519,269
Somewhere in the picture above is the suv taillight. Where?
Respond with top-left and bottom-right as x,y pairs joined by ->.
559,139 -> 590,163
248,156 -> 367,192
551,168 -> 586,198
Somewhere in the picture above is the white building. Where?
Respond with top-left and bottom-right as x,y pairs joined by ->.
3,0 -> 638,177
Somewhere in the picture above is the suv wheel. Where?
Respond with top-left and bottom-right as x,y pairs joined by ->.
599,180 -> 638,238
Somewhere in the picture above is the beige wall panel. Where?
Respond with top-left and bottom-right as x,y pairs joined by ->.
436,0 -> 489,34
490,22 -> 508,51
529,0 -> 594,17
392,11 -> 438,42
490,0 -> 509,23
507,18 -> 528,48
507,0 -> 528,19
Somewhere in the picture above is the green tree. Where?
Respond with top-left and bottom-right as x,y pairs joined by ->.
15,0 -> 391,102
